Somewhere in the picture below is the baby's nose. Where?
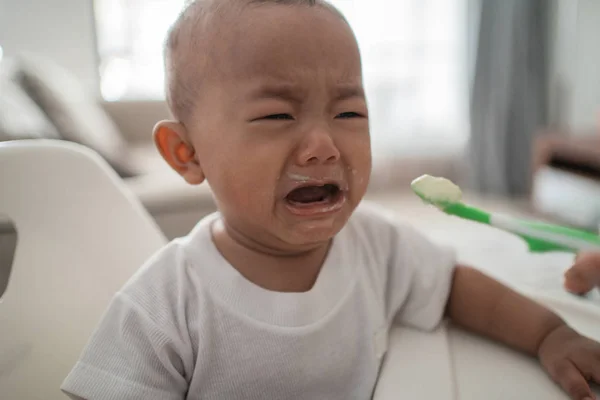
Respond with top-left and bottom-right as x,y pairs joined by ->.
296,126 -> 340,165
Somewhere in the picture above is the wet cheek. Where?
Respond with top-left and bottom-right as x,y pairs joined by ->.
347,152 -> 371,200
344,143 -> 371,177
352,168 -> 370,192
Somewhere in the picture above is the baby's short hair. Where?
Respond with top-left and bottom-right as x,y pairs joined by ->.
164,0 -> 347,123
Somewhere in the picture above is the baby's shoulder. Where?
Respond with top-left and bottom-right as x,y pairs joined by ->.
122,238 -> 191,291
117,230 -> 214,322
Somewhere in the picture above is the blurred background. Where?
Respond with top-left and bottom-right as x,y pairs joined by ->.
1,0 -> 599,243
2,3 -> 600,397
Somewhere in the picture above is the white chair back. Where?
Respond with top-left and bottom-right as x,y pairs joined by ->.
0,140 -> 166,399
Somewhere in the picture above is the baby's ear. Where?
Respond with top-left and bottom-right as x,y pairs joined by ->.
153,121 -> 205,185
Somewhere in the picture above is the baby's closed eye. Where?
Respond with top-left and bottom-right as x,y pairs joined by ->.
336,111 -> 364,119
260,114 -> 295,121
254,112 -> 363,121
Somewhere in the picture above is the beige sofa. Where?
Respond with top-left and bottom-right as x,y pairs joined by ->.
0,56 -> 218,240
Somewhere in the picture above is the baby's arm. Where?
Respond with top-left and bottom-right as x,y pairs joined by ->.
447,266 -> 600,400
446,265 -> 563,355
564,252 -> 600,295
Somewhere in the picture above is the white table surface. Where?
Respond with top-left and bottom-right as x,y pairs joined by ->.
369,193 -> 600,400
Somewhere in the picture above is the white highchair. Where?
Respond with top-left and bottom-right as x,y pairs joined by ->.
0,140 -> 166,399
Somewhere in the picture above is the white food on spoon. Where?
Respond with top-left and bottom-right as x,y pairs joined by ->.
411,174 -> 462,205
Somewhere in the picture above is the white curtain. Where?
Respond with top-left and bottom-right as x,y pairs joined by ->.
95,0 -> 469,156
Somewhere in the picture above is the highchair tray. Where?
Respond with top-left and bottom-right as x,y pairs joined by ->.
374,288 -> 600,400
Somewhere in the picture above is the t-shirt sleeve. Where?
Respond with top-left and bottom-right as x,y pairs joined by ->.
61,292 -> 189,400
386,224 -> 457,331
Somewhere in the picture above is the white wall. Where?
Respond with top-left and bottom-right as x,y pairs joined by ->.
0,0 -> 99,94
548,0 -> 600,133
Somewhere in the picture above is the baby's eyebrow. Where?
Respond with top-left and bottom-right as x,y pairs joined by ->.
248,83 -> 305,103
246,83 -> 365,103
333,85 -> 365,101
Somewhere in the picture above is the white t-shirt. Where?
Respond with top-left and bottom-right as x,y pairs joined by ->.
61,202 -> 456,400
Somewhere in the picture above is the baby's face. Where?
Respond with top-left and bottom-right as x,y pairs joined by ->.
189,4 -> 371,251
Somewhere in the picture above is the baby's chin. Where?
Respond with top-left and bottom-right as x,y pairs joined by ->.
280,212 -> 350,248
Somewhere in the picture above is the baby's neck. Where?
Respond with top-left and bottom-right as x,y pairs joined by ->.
211,219 -> 331,293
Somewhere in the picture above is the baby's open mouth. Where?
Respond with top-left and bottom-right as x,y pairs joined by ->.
285,184 -> 342,206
